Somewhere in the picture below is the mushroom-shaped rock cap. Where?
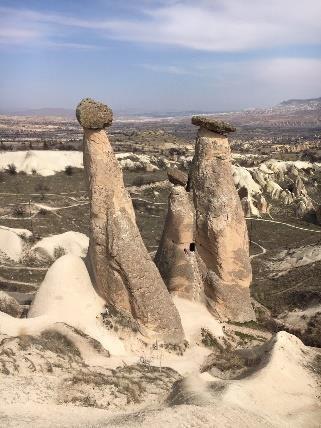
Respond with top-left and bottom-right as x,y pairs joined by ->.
167,167 -> 188,187
76,98 -> 113,129
191,115 -> 236,134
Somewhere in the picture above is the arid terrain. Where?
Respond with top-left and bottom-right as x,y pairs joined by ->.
0,97 -> 321,427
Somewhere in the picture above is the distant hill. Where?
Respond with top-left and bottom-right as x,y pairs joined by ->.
1,96 -> 321,129
209,96 -> 321,129
3,108 -> 75,117
277,97 -> 321,110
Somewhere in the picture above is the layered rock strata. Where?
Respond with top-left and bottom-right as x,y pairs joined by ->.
77,98 -> 184,343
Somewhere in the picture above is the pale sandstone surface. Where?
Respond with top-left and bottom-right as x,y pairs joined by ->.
155,186 -> 204,302
156,124 -> 254,321
190,127 -> 254,321
78,99 -> 184,343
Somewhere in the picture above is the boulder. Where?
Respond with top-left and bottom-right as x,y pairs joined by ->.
0,291 -> 22,317
76,98 -> 113,129
0,228 -> 24,262
191,116 -> 236,134
167,168 -> 188,187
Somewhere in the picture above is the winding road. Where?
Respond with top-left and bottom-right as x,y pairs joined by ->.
247,217 -> 321,261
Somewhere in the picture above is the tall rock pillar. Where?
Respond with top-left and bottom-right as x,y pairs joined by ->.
76,98 -> 184,343
190,116 -> 255,322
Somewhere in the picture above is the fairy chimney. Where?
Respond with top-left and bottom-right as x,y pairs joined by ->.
156,116 -> 255,322
190,116 -> 255,322
155,185 -> 205,302
76,98 -> 184,344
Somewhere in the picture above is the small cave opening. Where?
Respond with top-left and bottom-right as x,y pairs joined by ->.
189,242 -> 196,252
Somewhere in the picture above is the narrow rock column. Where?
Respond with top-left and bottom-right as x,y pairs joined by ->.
155,183 -> 204,302
190,116 -> 255,322
76,98 -> 184,343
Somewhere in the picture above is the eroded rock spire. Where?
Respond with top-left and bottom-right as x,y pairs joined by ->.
190,117 -> 254,321
156,116 -> 255,322
76,98 -> 184,343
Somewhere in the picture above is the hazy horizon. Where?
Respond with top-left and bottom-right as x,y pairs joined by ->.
1,0 -> 321,112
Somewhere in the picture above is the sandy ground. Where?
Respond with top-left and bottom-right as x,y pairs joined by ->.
0,254 -> 320,427
1,152 -> 321,426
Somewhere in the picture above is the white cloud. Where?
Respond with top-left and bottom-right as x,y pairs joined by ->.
101,0 -> 321,51
193,57 -> 321,107
1,1 -> 321,51
137,57 -> 321,108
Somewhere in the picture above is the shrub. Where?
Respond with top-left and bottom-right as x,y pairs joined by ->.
31,168 -> 37,175
6,163 -> 17,175
54,246 -> 66,259
0,170 -> 5,182
12,206 -> 26,217
65,165 -> 74,176
38,208 -> 48,216
35,181 -> 50,200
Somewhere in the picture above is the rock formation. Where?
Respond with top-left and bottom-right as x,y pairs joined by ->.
167,167 -> 188,187
0,291 -> 22,318
295,196 -> 314,219
256,194 -> 269,215
155,186 -> 204,302
293,176 -> 308,197
76,98 -> 184,343
156,116 -> 255,322
240,197 -> 251,217
189,117 -> 254,321
315,204 -> 321,225
280,189 -> 294,205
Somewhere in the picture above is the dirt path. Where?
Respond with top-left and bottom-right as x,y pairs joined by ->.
247,217 -> 321,234
250,241 -> 267,260
0,275 -> 37,288
0,264 -> 48,271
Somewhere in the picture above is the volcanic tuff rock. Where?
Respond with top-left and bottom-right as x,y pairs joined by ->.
155,186 -> 204,302
189,124 -> 254,322
77,98 -> 184,344
191,116 -> 236,134
0,291 -> 22,318
315,204 -> 321,225
76,98 -> 113,129
167,167 -> 188,187
156,118 -> 254,322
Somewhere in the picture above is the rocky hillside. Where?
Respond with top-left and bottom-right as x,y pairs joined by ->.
277,97 -> 321,111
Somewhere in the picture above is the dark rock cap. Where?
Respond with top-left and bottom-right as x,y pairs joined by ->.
167,167 -> 188,187
191,116 -> 236,134
76,98 -> 113,129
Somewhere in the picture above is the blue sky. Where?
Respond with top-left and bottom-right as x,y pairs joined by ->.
0,0 -> 321,112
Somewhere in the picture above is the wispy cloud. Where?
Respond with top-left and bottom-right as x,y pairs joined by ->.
140,63 -> 190,74
1,1 -> 321,51
0,6 -> 104,48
